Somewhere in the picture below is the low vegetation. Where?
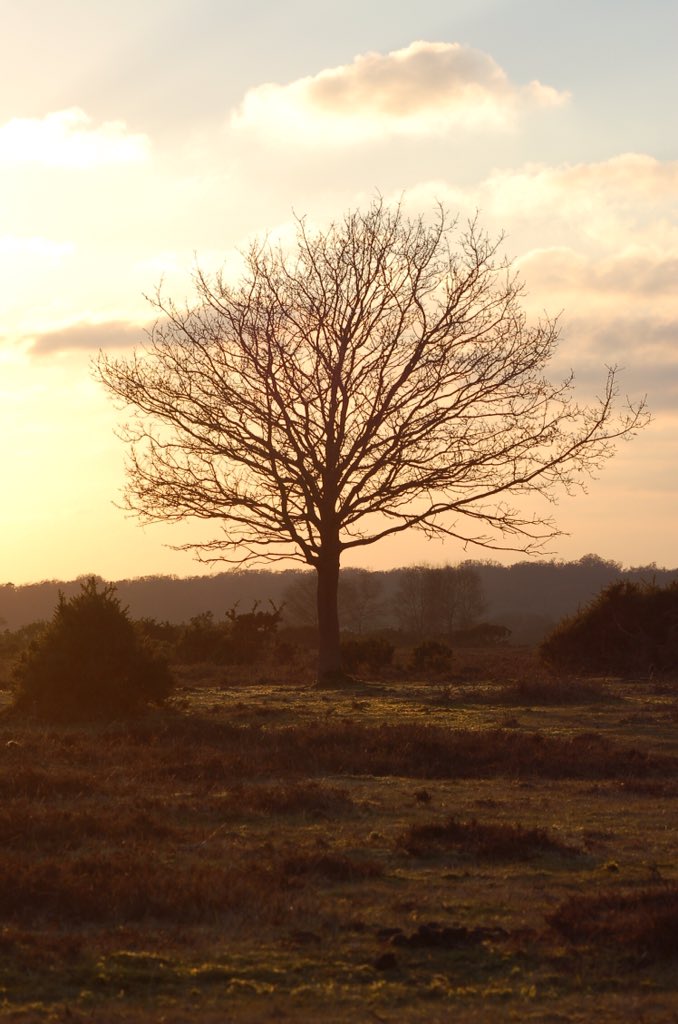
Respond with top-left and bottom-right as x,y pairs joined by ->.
541,579 -> 678,677
399,815 -> 580,860
547,887 -> 678,961
0,576 -> 676,1020
12,578 -> 173,720
0,650 -> 675,1021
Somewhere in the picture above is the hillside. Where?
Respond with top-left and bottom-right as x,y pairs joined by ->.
1,555 -> 676,641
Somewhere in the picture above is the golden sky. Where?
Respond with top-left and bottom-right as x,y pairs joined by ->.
1,0 -> 676,584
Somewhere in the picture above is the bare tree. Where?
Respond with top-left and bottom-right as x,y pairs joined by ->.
339,570 -> 385,634
395,564 -> 485,639
282,568 -> 384,634
95,199 -> 647,684
280,573 -> 318,629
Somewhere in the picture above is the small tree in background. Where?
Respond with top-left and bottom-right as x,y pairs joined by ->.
282,570 -> 384,634
396,564 -> 486,640
540,580 -> 678,677
339,571 -> 385,634
13,578 -> 174,720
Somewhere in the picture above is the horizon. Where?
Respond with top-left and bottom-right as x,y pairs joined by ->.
4,551 -> 677,592
1,1 -> 676,584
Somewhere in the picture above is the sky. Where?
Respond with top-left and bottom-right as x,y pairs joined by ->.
1,0 -> 676,585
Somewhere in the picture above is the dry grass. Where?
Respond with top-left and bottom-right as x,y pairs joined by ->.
123,716 -> 676,782
548,887 -> 678,960
0,672 -> 676,1021
495,674 -> 610,705
399,815 -> 580,859
0,847 -> 287,924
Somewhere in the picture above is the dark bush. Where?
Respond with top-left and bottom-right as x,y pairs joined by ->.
13,578 -> 174,720
174,611 -> 229,663
0,622 -> 47,660
134,617 -> 180,662
411,640 -> 453,674
174,602 -> 283,665
224,601 -> 283,664
400,816 -> 578,860
540,580 -> 678,677
135,617 -> 180,645
547,887 -> 678,960
340,636 -> 394,674
451,622 -> 511,647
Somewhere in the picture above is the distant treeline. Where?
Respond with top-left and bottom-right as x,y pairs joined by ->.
1,555 -> 676,644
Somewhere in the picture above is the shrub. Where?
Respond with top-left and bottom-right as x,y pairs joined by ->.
0,621 -> 48,660
400,816 -> 578,860
134,617 -> 180,662
451,622 -> 511,647
498,675 -> 609,705
540,580 -> 678,677
547,887 -> 678,960
340,636 -> 394,674
174,602 -> 283,665
13,578 -> 174,720
174,611 -> 228,663
410,640 -> 453,674
224,601 -> 282,664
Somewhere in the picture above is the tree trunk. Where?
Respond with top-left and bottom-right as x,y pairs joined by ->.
316,547 -> 343,686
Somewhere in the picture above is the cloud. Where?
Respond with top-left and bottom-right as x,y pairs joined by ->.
558,309 -> 678,376
231,41 -> 569,144
399,155 -> 678,420
517,247 -> 678,299
30,320 -> 142,356
480,154 -> 678,249
406,154 -> 678,244
0,108 -> 150,168
402,155 -> 678,321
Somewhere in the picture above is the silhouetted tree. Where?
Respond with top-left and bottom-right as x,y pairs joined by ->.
281,573 -> 318,629
96,199 -> 647,684
340,570 -> 385,634
395,564 -> 486,639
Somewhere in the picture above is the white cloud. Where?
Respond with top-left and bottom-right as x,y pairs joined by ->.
404,154 -> 678,245
399,155 -> 678,420
516,246 -> 678,302
29,319 -> 143,357
231,41 -> 569,144
402,155 -> 678,318
480,154 -> 678,250
0,108 -> 150,168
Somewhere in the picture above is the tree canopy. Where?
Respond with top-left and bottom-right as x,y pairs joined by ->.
96,199 -> 647,682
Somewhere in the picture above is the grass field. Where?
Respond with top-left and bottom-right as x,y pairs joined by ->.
0,655 -> 676,1023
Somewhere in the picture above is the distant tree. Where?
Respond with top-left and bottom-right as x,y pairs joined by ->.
282,569 -> 384,635
173,602 -> 282,664
396,564 -> 486,639
281,573 -> 318,629
96,199 -> 647,684
338,570 -> 385,634
174,610 -> 226,663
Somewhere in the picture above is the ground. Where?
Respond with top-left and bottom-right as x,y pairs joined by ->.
0,654 -> 676,1022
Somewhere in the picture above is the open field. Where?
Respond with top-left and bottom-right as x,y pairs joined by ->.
0,661 -> 676,1023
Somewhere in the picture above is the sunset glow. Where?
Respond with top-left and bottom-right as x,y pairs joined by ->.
1,0 -> 675,584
